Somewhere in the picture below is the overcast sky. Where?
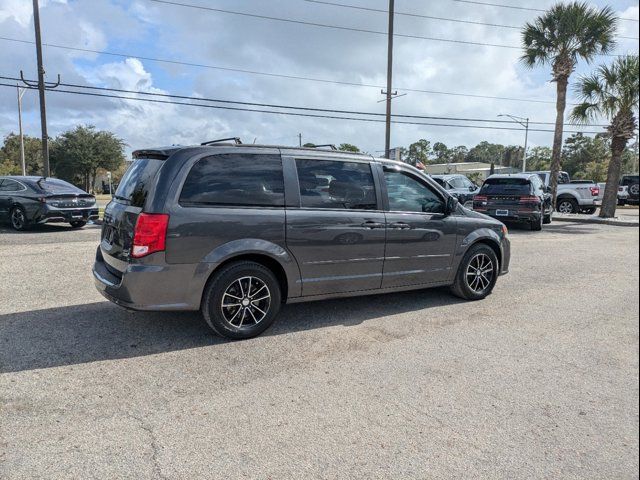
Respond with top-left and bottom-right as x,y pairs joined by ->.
0,0 -> 638,156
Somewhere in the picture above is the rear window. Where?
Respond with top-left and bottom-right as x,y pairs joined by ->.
115,158 -> 164,207
480,178 -> 532,196
180,154 -> 284,207
36,178 -> 83,194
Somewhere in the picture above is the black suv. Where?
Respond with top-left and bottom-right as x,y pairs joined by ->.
620,174 -> 639,205
94,140 -> 511,339
473,174 -> 553,231
0,176 -> 98,230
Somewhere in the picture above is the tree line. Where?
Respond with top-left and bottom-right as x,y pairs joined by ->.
0,125 -> 127,193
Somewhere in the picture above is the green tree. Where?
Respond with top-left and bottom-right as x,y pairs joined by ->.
338,143 -> 360,153
466,141 -> 505,164
406,139 -> 431,166
521,1 -> 617,208
50,125 -> 126,192
450,146 -> 469,163
0,133 -> 44,175
527,146 -> 553,171
432,142 -> 450,162
561,133 -> 610,181
571,54 -> 639,218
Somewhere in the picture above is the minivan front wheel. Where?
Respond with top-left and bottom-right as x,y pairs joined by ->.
451,244 -> 498,301
202,261 -> 281,340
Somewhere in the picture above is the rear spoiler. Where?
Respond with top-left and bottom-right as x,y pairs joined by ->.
132,148 -> 178,160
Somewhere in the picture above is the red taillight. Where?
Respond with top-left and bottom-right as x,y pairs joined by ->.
519,196 -> 541,204
619,187 -> 624,192
473,195 -> 488,210
590,186 -> 600,196
474,195 -> 488,203
131,213 -> 169,258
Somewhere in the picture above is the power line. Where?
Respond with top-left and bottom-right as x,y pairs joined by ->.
0,82 -> 606,135
449,0 -> 640,22
303,0 -> 640,39
147,0 -> 519,50
0,36 -> 564,105
147,0 -> 632,56
3,74 -> 610,126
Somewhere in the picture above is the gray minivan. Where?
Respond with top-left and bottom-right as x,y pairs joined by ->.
94,140 -> 510,339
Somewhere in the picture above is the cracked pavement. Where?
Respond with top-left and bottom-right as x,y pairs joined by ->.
0,221 -> 638,479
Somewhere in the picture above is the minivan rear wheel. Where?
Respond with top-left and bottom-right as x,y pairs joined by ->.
202,261 -> 281,340
450,244 -> 498,301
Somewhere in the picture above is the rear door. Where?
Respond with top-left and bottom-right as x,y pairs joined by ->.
285,156 -> 386,296
380,166 -> 458,287
101,158 -> 165,270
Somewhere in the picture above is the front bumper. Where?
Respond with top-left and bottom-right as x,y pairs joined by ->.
36,205 -> 99,224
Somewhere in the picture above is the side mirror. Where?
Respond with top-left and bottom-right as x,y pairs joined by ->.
446,196 -> 459,215
469,185 -> 476,192
546,186 -> 552,194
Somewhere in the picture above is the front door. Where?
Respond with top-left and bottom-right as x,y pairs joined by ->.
381,167 -> 458,288
286,158 -> 386,297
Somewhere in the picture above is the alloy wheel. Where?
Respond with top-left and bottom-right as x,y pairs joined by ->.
465,253 -> 494,294
220,276 -> 271,328
11,208 -> 25,230
558,201 -> 574,214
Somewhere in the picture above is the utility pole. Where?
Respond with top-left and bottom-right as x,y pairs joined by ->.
384,0 -> 395,159
499,114 -> 529,172
16,84 -> 26,176
21,0 -> 61,178
298,133 -> 303,147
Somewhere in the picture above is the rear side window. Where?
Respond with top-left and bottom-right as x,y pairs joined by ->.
115,158 -> 164,208
0,180 -> 24,192
481,178 -> 532,196
295,159 -> 377,210
180,154 -> 284,207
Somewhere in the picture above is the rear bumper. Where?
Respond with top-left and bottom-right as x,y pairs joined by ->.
36,206 -> 99,224
93,247 -> 201,311
477,210 -> 542,224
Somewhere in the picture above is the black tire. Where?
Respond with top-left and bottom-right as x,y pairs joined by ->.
530,214 -> 543,231
618,199 -> 626,206
581,207 -> 596,215
450,244 -> 499,301
543,211 -> 553,224
557,198 -> 578,215
201,261 -> 281,340
70,221 -> 87,228
9,206 -> 28,231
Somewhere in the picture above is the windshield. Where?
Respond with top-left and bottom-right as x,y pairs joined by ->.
36,178 -> 85,194
481,178 -> 532,196
115,158 -> 164,207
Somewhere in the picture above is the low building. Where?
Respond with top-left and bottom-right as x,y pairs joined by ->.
423,162 -> 517,180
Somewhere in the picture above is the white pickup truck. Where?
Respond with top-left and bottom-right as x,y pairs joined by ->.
529,171 -> 600,214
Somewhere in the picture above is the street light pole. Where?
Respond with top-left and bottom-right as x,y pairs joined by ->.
499,114 -> 530,172
16,84 -> 26,176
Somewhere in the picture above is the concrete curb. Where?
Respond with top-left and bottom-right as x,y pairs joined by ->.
553,214 -> 639,227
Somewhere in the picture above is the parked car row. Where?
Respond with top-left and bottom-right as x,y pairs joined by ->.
0,176 -> 98,230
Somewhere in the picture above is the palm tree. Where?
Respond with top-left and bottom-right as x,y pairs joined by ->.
521,2 -> 617,208
571,55 -> 639,218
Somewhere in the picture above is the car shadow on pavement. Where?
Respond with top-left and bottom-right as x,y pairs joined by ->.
0,289 -> 463,373
505,222 -> 599,236
0,223 -> 101,235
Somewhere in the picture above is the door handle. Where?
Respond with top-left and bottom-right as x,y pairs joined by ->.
361,221 -> 385,229
390,222 -> 412,230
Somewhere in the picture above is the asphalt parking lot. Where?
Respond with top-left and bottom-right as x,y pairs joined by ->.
1,221 -> 638,479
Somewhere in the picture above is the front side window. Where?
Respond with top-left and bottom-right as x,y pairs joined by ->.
180,154 -> 284,207
296,159 -> 377,210
385,170 -> 445,214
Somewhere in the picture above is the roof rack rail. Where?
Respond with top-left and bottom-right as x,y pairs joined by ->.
201,137 -> 243,146
311,144 -> 338,150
